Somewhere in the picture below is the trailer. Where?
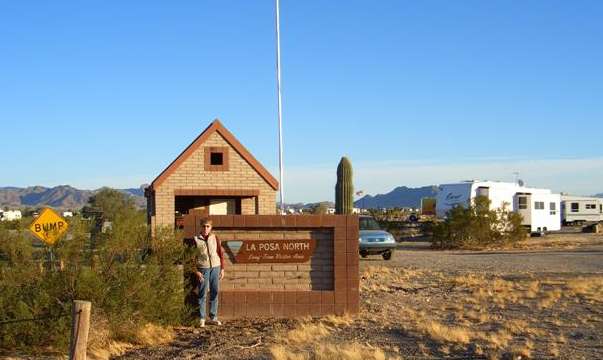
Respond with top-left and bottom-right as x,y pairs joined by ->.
0,210 -> 22,221
421,197 -> 436,216
560,195 -> 603,225
435,180 -> 561,233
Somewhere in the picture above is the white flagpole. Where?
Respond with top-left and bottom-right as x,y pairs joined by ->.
275,0 -> 285,214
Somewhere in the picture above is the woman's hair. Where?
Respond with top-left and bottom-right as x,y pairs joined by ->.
200,217 -> 213,226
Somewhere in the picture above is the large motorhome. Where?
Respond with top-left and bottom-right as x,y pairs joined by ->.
436,181 -> 561,233
560,195 -> 603,225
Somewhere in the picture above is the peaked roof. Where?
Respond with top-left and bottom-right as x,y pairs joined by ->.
149,119 -> 279,191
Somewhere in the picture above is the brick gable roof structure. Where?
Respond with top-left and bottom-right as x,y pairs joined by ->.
148,119 -> 279,191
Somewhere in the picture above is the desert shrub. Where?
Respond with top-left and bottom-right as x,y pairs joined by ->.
0,219 -> 22,231
432,196 -> 526,249
0,193 -> 186,354
0,228 -> 72,351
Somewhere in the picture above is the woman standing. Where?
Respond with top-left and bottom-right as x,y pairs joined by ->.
193,218 -> 225,327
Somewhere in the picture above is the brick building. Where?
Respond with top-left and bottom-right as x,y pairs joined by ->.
145,119 -> 278,229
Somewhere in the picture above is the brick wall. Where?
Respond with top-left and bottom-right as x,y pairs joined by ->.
151,132 -> 277,227
184,214 -> 360,319
241,197 -> 256,215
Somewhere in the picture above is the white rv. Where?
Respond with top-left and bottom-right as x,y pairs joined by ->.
436,181 -> 561,233
0,210 -> 22,221
560,195 -> 603,225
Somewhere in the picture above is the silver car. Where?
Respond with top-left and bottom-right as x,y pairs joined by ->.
359,216 -> 396,260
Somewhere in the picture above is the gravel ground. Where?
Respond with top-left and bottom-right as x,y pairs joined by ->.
375,234 -> 603,275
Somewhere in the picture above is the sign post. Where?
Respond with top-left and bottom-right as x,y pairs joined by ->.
29,208 -> 69,270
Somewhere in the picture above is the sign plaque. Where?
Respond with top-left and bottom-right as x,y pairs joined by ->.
226,239 -> 317,263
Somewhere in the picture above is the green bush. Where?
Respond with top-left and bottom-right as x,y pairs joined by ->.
432,196 -> 527,249
0,194 -> 187,355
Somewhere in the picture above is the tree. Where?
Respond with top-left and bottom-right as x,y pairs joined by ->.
86,188 -> 136,222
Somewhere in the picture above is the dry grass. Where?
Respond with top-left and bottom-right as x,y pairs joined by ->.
537,288 -> 563,309
449,271 -> 603,310
269,346 -> 306,360
464,309 -> 488,323
508,340 -> 533,359
417,321 -> 472,344
270,342 -> 392,360
283,322 -> 332,345
87,321 -> 174,360
135,323 -> 174,346
89,341 -> 134,360
359,264 -> 603,358
322,313 -> 354,327
503,319 -> 528,335
565,277 -> 603,301
479,329 -> 512,349
269,315 -> 398,360
548,344 -> 561,357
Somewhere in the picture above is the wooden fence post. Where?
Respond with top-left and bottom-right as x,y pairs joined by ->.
69,300 -> 91,360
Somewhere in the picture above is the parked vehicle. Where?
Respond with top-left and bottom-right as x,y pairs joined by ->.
561,195 -> 603,225
421,197 -> 436,216
435,180 -> 561,235
359,216 -> 397,260
0,210 -> 22,222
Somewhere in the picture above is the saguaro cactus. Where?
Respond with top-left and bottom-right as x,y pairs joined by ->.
335,157 -> 354,214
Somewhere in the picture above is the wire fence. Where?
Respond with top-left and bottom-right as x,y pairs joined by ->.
1,306 -> 90,359
0,311 -> 71,326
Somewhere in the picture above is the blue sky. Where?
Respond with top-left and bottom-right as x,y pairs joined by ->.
1,1 -> 602,202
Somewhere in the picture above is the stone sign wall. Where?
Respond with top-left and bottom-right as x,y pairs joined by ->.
183,214 -> 359,318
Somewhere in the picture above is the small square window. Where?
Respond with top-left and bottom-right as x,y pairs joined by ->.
535,201 -> 545,210
204,146 -> 229,171
571,203 -> 579,212
518,197 -> 528,210
550,202 -> 557,215
210,152 -> 223,166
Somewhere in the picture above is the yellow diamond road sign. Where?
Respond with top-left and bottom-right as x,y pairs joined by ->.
29,208 -> 69,246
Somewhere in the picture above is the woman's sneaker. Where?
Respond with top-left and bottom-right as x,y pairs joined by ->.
199,319 -> 205,327
207,318 -> 222,326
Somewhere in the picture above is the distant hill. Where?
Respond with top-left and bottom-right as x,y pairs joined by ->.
354,186 -> 438,209
284,186 -> 438,211
0,185 -> 147,210
594,193 -> 603,198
